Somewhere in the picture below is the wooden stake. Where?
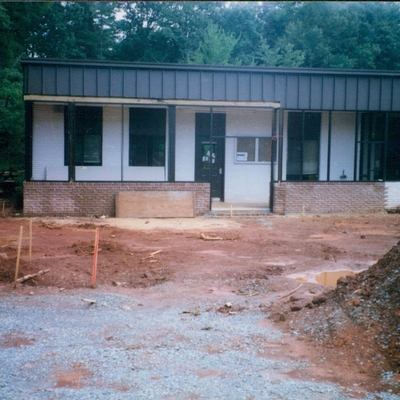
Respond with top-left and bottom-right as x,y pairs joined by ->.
14,226 -> 23,289
2,202 -> 4,217
29,219 -> 33,261
91,228 -> 99,288
278,283 -> 304,300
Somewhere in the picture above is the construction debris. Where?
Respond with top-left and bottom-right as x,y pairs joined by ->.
16,269 -> 50,284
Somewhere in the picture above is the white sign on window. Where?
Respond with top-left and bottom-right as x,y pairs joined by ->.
236,152 -> 248,162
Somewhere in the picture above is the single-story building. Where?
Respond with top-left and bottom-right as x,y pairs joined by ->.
21,58 -> 400,217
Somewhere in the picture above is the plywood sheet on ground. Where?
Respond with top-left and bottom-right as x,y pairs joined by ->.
115,191 -> 195,218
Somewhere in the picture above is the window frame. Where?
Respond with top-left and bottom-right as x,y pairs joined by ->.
235,136 -> 273,164
129,107 -> 167,167
64,105 -> 103,167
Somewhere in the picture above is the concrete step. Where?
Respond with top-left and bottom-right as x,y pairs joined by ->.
209,205 -> 272,218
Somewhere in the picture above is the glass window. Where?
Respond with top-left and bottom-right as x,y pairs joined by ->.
65,106 -> 103,166
287,112 -> 321,180
129,108 -> 166,167
236,137 -> 272,163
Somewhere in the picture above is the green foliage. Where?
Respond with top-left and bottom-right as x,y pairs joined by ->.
187,22 -> 240,65
2,1 -> 400,178
0,68 -> 24,170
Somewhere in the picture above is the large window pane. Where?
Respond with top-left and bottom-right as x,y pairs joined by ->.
237,138 -> 255,162
258,137 -> 271,162
129,108 -> 166,167
287,112 -> 321,180
65,106 -> 103,166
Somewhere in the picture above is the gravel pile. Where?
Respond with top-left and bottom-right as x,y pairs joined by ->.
0,290 -> 399,399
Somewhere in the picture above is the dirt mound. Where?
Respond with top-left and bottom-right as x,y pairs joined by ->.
283,241 -> 400,387
331,242 -> 400,370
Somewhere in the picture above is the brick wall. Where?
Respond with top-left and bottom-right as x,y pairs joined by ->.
272,182 -> 385,215
23,182 -> 210,217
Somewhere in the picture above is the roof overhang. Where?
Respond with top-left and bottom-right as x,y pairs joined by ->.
23,95 -> 281,109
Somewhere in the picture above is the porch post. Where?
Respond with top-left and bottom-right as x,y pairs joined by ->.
167,105 -> 176,182
383,112 -> 389,181
353,111 -> 359,181
24,101 -> 33,181
327,111 -> 332,181
209,107 -> 213,191
270,108 -> 278,210
278,107 -> 284,182
67,103 -> 76,182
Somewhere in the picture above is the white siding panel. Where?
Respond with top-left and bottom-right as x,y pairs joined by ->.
319,112 -> 329,180
385,182 -> 400,209
175,110 -> 195,181
224,109 -> 272,204
330,112 -> 355,180
123,167 -> 165,181
32,103 -> 67,180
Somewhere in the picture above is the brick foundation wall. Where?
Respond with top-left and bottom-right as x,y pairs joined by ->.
272,182 -> 386,215
23,182 -> 211,217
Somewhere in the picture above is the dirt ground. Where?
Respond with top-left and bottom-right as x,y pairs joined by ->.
1,213 -> 400,395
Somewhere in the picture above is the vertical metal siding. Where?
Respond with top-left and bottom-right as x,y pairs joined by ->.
188,71 -> 201,99
22,61 -> 400,112
98,68 -> 110,97
357,77 -> 369,110
226,72 -> 238,101
392,78 -> 400,110
201,71 -> 213,100
322,76 -> 334,110
286,75 -> 299,109
149,70 -> 162,98
111,69 -> 123,97
345,77 -> 358,110
381,78 -> 393,111
274,75 -> 286,106
29,65 -> 43,94
43,66 -> 56,94
238,73 -> 251,101
298,75 -> 311,109
310,75 -> 322,109
124,69 -> 137,98
334,76 -> 346,110
251,74 -> 263,101
163,70 -> 176,98
176,70 -> 188,99
262,74 -> 275,102
84,68 -> 97,96
70,67 -> 84,96
369,77 -> 381,110
137,70 -> 150,98
57,67 -> 70,95
213,72 -> 226,101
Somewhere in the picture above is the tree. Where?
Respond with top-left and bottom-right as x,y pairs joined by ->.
187,22 -> 240,65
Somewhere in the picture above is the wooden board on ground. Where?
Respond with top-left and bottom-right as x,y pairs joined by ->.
115,191 -> 195,218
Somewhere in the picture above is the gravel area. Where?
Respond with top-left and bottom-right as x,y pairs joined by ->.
1,290 -> 399,400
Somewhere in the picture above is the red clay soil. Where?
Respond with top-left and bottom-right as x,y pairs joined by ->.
0,213 -> 399,394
